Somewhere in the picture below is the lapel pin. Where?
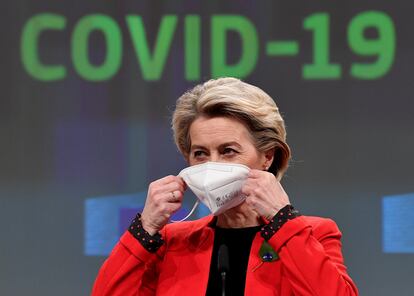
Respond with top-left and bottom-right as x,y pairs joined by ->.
259,241 -> 279,262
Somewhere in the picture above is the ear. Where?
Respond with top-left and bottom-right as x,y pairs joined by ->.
262,148 -> 275,171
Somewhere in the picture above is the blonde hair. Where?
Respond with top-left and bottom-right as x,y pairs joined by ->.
172,77 -> 291,180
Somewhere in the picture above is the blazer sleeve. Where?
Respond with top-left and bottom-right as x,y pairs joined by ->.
91,230 -> 165,296
267,216 -> 359,296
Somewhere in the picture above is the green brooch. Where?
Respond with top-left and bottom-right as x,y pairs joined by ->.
259,241 -> 279,262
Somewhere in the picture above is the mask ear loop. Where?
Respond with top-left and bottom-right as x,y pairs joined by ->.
170,200 -> 200,223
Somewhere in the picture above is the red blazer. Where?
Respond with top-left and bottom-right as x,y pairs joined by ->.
92,215 -> 358,296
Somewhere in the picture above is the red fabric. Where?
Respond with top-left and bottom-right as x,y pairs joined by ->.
91,215 -> 359,296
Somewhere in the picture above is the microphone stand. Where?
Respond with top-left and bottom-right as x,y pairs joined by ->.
220,270 -> 226,296
218,244 -> 229,296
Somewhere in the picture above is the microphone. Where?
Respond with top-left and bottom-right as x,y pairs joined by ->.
218,244 -> 229,296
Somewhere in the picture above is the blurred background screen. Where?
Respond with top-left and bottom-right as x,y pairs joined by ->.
1,1 -> 413,295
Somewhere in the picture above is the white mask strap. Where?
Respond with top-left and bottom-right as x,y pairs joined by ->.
170,200 -> 200,223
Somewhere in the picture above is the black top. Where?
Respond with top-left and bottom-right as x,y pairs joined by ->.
205,225 -> 262,296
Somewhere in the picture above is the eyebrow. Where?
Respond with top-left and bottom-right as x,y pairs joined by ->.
190,142 -> 242,150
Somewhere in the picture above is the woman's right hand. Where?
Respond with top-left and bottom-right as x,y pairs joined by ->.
140,175 -> 186,235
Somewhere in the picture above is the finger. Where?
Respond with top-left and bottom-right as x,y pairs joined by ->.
243,178 -> 259,191
153,175 -> 174,185
157,175 -> 184,185
241,184 -> 253,197
168,190 -> 184,203
248,169 -> 265,178
182,180 -> 188,190
160,190 -> 183,203
161,181 -> 185,194
245,195 -> 258,208
166,202 -> 182,216
166,177 -> 186,190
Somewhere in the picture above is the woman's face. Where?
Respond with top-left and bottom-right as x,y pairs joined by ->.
188,116 -> 273,169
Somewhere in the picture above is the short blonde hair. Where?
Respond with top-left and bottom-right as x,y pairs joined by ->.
172,77 -> 291,180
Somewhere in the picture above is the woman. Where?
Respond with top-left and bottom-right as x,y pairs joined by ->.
92,78 -> 359,296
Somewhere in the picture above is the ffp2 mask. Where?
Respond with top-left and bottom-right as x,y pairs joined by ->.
178,162 -> 250,217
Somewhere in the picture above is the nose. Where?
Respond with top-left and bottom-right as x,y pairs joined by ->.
209,152 -> 220,163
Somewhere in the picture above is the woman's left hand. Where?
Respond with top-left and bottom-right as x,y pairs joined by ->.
241,169 -> 291,220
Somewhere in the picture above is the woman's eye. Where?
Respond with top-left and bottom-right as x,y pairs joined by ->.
223,148 -> 237,155
193,150 -> 205,157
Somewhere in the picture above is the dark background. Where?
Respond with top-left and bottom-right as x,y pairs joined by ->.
1,1 -> 413,295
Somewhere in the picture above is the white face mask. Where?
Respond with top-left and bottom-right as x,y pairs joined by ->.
174,162 -> 250,221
